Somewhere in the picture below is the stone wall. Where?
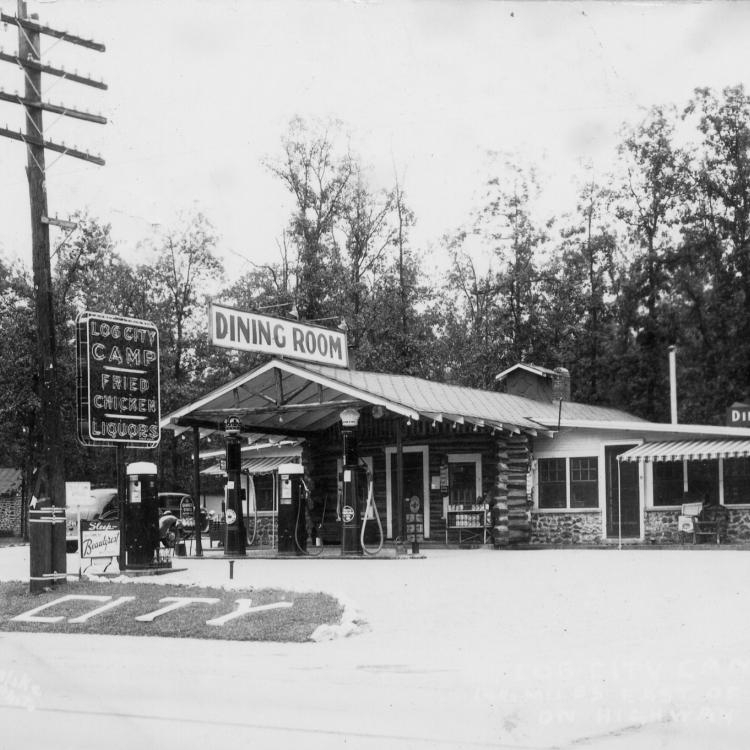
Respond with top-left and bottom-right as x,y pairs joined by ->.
0,493 -> 23,536
725,508 -> 750,543
530,511 -> 602,545
245,514 -> 278,549
644,509 -> 681,543
646,507 -> 750,544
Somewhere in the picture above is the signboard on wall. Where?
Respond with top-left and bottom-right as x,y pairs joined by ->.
726,402 -> 750,427
77,312 -> 160,448
209,302 -> 349,368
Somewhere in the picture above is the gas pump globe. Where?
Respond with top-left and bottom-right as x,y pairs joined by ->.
340,408 -> 363,555
223,416 -> 246,556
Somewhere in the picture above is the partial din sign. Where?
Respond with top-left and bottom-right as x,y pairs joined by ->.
209,302 -> 349,368
77,312 -> 161,447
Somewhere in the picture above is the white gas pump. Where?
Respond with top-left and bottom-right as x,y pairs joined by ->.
277,463 -> 307,555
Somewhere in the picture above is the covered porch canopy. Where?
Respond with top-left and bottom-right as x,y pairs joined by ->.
159,358 -> 557,439
618,439 -> 750,463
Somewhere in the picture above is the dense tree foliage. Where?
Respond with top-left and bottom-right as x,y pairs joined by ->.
2,88 -> 750,491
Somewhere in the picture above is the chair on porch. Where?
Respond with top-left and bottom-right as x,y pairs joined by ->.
678,500 -> 728,545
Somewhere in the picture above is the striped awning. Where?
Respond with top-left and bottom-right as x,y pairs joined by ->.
202,456 -> 297,475
618,440 -> 750,462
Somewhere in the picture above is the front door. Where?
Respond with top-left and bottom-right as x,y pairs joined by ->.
605,445 -> 640,539
386,447 -> 428,539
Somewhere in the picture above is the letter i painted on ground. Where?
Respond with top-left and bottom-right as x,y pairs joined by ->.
135,597 -> 220,622
206,598 -> 293,626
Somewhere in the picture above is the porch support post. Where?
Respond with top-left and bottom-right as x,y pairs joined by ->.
396,419 -> 404,545
193,426 -> 203,557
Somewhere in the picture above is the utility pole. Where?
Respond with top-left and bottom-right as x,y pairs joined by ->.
1,2 -> 106,591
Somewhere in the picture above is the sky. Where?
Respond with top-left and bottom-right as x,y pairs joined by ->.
1,0 -> 749,283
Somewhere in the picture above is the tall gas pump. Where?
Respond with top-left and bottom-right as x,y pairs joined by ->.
223,417 -> 246,556
124,462 -> 159,567
340,408 -> 364,556
277,463 -> 307,555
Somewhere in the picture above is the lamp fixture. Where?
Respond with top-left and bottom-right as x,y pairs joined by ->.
340,407 -> 360,428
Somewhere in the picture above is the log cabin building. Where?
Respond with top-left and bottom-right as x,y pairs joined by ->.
160,358 -> 750,549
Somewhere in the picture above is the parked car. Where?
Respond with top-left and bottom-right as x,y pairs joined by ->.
65,488 -> 118,552
158,492 -> 209,535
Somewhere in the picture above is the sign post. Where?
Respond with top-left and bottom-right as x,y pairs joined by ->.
76,312 -> 161,448
76,312 -> 160,571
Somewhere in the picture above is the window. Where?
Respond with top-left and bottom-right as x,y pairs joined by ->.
538,458 -> 567,509
687,459 -> 719,505
723,457 -> 750,505
653,461 -> 683,506
538,456 -> 599,510
570,457 -> 598,508
449,461 -> 478,505
253,474 -> 274,512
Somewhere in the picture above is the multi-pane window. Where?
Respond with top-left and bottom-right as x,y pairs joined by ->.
653,461 -> 684,506
723,457 -> 750,505
570,457 -> 598,508
538,458 -> 567,509
538,457 -> 599,510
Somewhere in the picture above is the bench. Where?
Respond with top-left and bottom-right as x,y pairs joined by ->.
678,502 -> 728,545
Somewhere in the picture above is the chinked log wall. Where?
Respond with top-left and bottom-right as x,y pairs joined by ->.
304,418 -> 532,547
491,433 -> 531,547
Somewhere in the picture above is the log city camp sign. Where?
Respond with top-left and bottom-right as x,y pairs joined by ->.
209,302 -> 349,368
77,312 -> 160,447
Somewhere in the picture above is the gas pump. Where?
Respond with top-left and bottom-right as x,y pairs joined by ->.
340,461 -> 367,555
124,462 -> 159,567
277,463 -> 307,555
338,408 -> 384,556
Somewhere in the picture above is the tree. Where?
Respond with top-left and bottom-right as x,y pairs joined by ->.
550,176 -> 618,404
612,106 -> 685,419
142,212 -> 223,404
266,117 -> 353,321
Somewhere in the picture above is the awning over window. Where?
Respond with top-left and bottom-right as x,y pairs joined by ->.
618,440 -> 750,462
202,456 -> 297,475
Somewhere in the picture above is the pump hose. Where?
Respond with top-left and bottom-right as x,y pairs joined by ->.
245,472 -> 259,547
360,467 -> 384,557
294,479 -> 326,556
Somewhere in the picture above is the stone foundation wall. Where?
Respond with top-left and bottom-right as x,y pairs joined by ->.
0,493 -> 23,536
530,511 -> 603,545
724,509 -> 750,542
644,509 -> 681,543
646,507 -> 750,544
245,515 -> 277,548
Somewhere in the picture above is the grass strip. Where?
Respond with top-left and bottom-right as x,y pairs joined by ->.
0,580 -> 344,642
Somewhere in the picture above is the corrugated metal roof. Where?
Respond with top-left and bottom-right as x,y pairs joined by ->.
0,468 -> 22,495
303,363 -> 642,430
618,440 -> 750,462
160,357 -> 646,439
